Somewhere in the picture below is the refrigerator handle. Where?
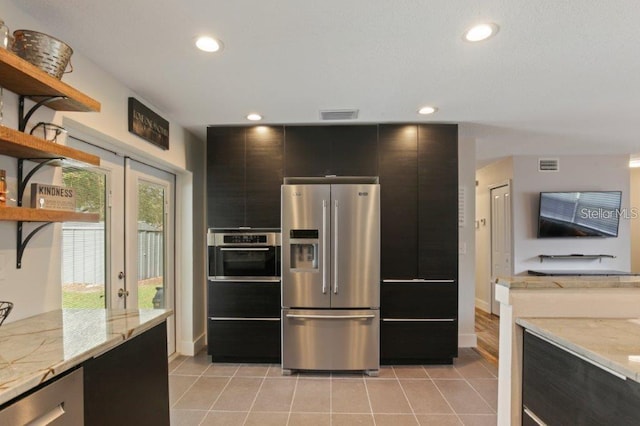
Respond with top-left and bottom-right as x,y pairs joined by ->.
322,199 -> 328,294
334,199 -> 339,294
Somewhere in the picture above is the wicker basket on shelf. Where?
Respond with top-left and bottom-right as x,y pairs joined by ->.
11,30 -> 73,79
0,301 -> 13,326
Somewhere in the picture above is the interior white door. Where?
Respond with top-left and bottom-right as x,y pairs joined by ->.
125,158 -> 176,355
490,184 -> 512,315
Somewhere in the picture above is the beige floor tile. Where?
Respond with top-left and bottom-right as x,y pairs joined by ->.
251,378 -> 296,412
424,365 -> 463,379
267,364 -> 289,377
332,413 -> 375,425
199,410 -> 247,426
212,377 -> 263,411
479,359 -> 499,377
400,379 -> 453,414
244,411 -> 289,426
331,379 -> 371,413
288,412 -> 331,426
173,353 -> 211,375
169,409 -> 208,426
169,375 -> 198,406
236,364 -> 270,377
173,377 -> 230,410
375,367 -> 397,379
393,366 -> 428,379
415,414 -> 463,425
457,414 -> 498,426
332,371 -> 365,379
453,358 -> 496,379
433,380 -> 493,415
168,355 -> 187,373
457,348 -> 482,360
467,379 -> 498,411
291,378 -> 331,412
373,414 -> 419,426
366,379 -> 412,413
202,363 -> 240,377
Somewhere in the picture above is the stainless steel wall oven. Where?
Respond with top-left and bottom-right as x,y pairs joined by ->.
208,230 -> 281,280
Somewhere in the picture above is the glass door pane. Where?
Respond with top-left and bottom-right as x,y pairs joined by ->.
61,166 -> 107,308
136,180 -> 166,309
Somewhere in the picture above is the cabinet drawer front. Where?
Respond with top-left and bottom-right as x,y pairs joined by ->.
381,281 -> 457,318
523,331 -> 640,425
380,320 -> 457,364
208,280 -> 281,317
208,319 -> 281,362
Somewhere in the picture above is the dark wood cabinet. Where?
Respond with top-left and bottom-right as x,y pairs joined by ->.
207,126 -> 283,228
207,280 -> 281,362
284,125 -> 378,177
381,281 -> 457,319
378,124 -> 418,279
84,323 -> 169,425
418,124 -> 458,279
523,331 -> 640,425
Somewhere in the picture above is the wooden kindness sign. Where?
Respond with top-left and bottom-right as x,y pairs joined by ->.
31,183 -> 76,211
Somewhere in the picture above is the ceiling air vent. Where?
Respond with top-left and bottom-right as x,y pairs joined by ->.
320,109 -> 359,121
538,158 -> 559,172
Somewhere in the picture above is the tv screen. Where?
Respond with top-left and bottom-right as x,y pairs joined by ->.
537,191 -> 622,238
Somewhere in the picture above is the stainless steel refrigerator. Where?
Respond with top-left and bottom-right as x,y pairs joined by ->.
281,177 -> 380,375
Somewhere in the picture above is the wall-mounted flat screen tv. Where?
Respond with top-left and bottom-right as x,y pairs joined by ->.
537,191 -> 622,238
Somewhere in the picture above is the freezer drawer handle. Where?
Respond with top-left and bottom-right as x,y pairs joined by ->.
334,199 -> 339,294
382,318 -> 455,322
219,248 -> 270,251
209,317 -> 281,321
286,314 -> 375,320
382,279 -> 456,283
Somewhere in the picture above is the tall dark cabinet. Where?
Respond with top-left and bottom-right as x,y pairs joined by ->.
379,124 -> 458,364
207,126 -> 283,229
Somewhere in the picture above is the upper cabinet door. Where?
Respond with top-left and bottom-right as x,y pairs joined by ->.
245,126 -> 284,228
417,124 -> 458,279
207,127 -> 245,228
284,125 -> 378,177
378,124 -> 418,279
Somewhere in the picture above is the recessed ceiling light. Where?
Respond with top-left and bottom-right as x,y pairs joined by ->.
247,113 -> 262,121
463,23 -> 499,42
418,106 -> 437,115
195,36 -> 223,52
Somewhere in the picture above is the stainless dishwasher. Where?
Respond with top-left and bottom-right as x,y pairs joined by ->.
0,367 -> 83,425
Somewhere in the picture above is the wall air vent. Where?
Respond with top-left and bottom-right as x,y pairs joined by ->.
320,109 -> 359,120
538,158 -> 559,172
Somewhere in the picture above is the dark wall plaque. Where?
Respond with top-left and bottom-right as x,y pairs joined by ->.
128,97 -> 170,150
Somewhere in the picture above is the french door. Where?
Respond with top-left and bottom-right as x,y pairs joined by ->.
62,136 -> 176,355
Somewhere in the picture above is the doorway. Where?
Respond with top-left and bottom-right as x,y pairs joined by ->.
490,182 -> 512,315
61,136 -> 176,355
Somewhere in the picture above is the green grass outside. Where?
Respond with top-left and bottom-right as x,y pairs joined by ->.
62,283 -> 160,309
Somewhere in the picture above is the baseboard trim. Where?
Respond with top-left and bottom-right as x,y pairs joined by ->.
179,332 -> 207,356
475,298 -> 491,313
458,333 -> 478,348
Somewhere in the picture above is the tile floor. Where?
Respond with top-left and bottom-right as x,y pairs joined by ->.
168,349 -> 497,426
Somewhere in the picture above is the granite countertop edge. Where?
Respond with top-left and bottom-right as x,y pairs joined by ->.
496,276 -> 640,289
0,308 -> 172,406
516,317 -> 640,383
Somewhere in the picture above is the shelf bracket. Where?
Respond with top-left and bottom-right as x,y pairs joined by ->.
18,95 -> 67,132
17,221 -> 53,269
17,158 -> 62,206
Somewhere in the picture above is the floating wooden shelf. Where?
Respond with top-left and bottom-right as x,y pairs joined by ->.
0,125 -> 100,165
538,254 -> 616,263
0,48 -> 101,112
0,206 -> 99,223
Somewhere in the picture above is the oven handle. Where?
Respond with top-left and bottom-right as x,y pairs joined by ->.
286,314 -> 375,320
219,248 -> 270,251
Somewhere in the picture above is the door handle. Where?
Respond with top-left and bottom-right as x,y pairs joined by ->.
286,314 -> 375,319
118,271 -> 125,279
334,199 -> 338,294
117,288 -> 129,298
322,199 -> 327,294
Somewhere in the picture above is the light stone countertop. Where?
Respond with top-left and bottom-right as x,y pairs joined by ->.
0,308 -> 172,406
496,275 -> 640,289
516,317 -> 640,382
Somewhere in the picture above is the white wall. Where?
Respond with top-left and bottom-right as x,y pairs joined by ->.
0,0 -> 206,355
512,155 -> 630,274
631,168 -> 640,273
475,157 -> 513,312
458,132 -> 477,347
